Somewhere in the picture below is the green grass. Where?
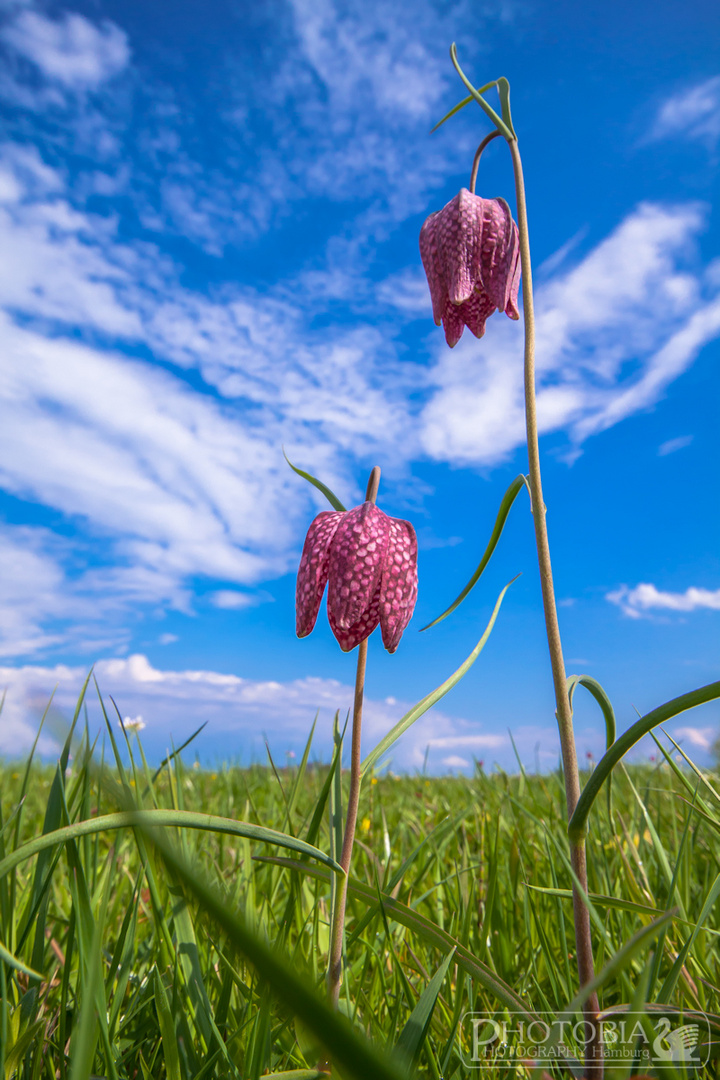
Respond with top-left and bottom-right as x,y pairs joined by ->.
1,704 -> 720,1078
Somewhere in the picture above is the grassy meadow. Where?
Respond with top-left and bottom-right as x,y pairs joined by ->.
1,694 -> 720,1080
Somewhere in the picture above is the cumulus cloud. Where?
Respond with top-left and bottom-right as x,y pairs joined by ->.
648,76 -> 720,150
2,9 -> 130,89
0,652 -> 514,771
607,583 -> 720,619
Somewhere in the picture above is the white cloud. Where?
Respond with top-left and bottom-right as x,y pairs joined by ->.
425,734 -> 506,750
0,314 -> 302,579
2,654 -> 715,771
0,652 -> 510,770
673,726 -> 715,751
648,76 -> 720,149
211,590 -> 267,610
287,0 -> 449,123
2,9 -> 129,89
658,434 -> 693,456
441,755 -> 471,768
607,583 -> 720,619
421,203 -> 720,464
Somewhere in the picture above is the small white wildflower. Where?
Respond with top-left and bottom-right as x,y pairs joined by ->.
119,715 -> 146,733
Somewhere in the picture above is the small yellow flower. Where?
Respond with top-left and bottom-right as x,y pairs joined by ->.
371,777 -> 378,786
361,817 -> 371,833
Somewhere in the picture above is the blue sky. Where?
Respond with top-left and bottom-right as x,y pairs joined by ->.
0,0 -> 718,772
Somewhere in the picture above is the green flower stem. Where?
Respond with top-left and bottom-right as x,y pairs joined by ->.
469,130 -> 502,194
326,466 -> 381,1019
507,137 -> 602,1080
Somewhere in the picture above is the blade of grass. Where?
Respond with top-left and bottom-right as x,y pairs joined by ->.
568,680 -> 720,840
362,577 -> 518,778
283,448 -> 346,512
421,476 -> 527,630
0,809 -> 344,882
393,948 -> 456,1067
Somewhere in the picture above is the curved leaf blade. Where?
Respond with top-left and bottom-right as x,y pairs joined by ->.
257,855 -> 541,1023
496,76 -> 516,138
568,680 -> 720,841
422,475 -> 527,630
394,948 -> 456,1066
143,828 -> 410,1080
567,674 -> 616,752
362,576 -> 517,778
283,448 -> 346,512
449,44 -> 513,141
568,673 -> 617,815
0,809 -> 343,882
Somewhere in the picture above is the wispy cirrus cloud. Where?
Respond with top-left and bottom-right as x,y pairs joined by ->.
658,434 -> 693,456
648,76 -> 720,150
607,583 -> 720,619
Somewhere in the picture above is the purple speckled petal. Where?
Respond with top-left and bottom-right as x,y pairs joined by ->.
420,189 -> 522,345
419,211 -> 446,326
328,579 -> 382,652
327,502 -> 390,632
440,297 -> 468,348
504,237 -> 521,320
379,518 -> 418,653
441,189 -> 485,307
295,510 -> 344,638
461,291 -> 497,340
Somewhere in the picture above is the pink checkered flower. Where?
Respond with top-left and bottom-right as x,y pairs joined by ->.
296,502 -> 418,653
419,188 -> 521,347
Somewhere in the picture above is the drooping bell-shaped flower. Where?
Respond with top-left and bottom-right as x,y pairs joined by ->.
419,188 -> 521,347
296,501 -> 418,653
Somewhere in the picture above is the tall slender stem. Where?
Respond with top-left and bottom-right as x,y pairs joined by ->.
507,138 -> 602,1080
326,466 -> 380,1016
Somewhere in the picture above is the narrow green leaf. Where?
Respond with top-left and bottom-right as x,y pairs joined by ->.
524,885 -> 678,921
429,93 -> 474,133
449,44 -> 513,141
422,475 -> 527,630
567,909 -> 677,1014
150,721 -> 208,782
68,922 -> 102,1080
657,871 -> 720,1003
262,1073 -> 328,1079
496,76 -> 516,138
394,949 -> 456,1067
283,448 -> 346,512
568,679 -> 720,841
567,674 -> 616,752
0,809 -> 344,882
140,829 -> 410,1080
152,967 -> 182,1080
257,856 -> 540,1023
3,1019 -> 46,1077
363,577 -> 518,777
0,935 -> 42,979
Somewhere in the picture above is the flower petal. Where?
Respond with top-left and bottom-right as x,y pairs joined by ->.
504,237 -> 521,320
295,510 -> 344,638
460,290 -> 496,340
444,188 -> 486,306
419,210 -> 449,326
328,580 -> 381,652
379,518 -> 418,653
327,502 -> 390,631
